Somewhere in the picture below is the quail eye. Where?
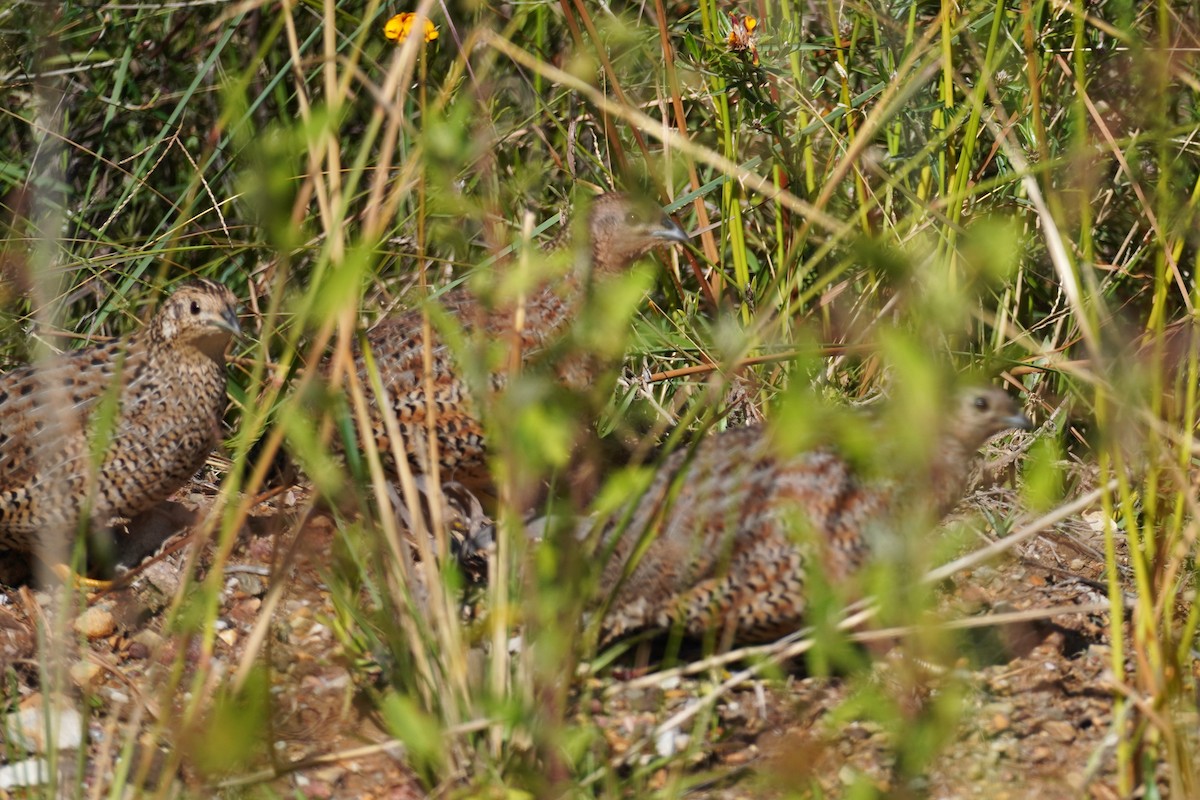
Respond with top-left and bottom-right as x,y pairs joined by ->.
625,211 -> 639,225
973,395 -> 989,411
190,300 -> 201,315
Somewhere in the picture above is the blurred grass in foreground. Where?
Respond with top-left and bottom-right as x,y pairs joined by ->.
2,0 -> 1199,795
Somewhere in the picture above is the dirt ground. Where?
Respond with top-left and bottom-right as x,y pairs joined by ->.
587,481 -> 1144,800
0,455 -> 1183,798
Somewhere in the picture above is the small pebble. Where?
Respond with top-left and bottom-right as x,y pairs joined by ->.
0,758 -> 48,789
100,687 -> 130,705
724,747 -> 755,766
1042,720 -> 1076,743
133,629 -> 164,653
74,606 -> 116,639
140,560 -> 182,599
3,706 -> 84,754
69,661 -> 104,693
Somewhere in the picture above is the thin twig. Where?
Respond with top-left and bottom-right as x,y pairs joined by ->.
641,344 -> 873,384
924,481 -> 1116,585
211,718 -> 494,790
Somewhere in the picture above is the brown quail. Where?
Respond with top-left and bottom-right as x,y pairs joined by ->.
597,386 -> 1031,644
0,279 -> 240,555
337,193 -> 689,491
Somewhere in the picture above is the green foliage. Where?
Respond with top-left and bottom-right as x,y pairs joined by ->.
379,691 -> 448,778
3,0 -> 1199,795
1023,433 -> 1066,511
184,668 -> 271,778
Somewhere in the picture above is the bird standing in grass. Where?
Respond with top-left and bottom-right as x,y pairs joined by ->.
597,386 -> 1031,645
0,279 -> 240,560
336,192 -> 690,493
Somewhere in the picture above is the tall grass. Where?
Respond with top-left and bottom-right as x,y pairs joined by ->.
2,0 -> 1199,795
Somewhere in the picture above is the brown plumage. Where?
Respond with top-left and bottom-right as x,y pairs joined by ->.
0,279 -> 240,554
597,386 -> 1031,644
337,193 -> 689,490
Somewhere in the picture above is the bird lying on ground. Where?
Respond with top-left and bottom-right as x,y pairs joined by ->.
330,192 -> 690,496
0,279 -> 240,563
596,385 -> 1031,645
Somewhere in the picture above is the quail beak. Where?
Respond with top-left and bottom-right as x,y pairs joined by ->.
1004,410 -> 1034,431
650,214 -> 691,246
213,309 -> 243,340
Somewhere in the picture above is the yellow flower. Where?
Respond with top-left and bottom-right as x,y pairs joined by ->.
726,12 -> 759,66
384,12 -> 438,44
